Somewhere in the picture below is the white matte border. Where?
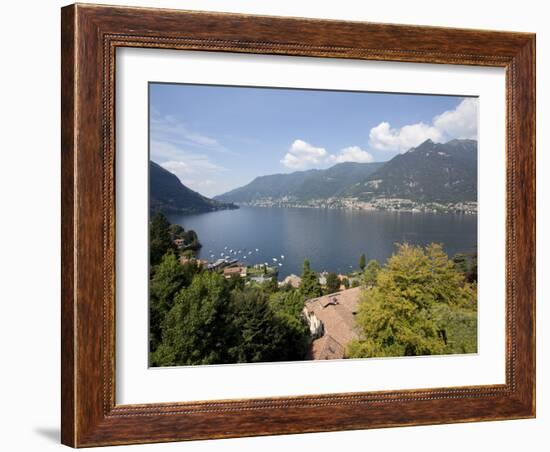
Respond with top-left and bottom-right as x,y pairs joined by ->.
116,48 -> 506,404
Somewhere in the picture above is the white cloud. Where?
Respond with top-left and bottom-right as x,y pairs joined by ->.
433,98 -> 478,140
151,112 -> 238,155
281,139 -> 328,169
368,98 -> 478,153
369,122 -> 442,153
328,146 -> 374,164
281,141 -> 376,169
151,140 -> 226,196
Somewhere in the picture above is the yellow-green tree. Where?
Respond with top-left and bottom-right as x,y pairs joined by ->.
347,243 -> 477,358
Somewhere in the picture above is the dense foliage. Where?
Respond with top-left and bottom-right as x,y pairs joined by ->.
347,243 -> 477,358
150,267 -> 312,366
149,211 -> 176,266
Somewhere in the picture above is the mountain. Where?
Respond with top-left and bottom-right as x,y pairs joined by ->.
214,161 -> 384,203
149,161 -> 237,214
347,139 -> 477,203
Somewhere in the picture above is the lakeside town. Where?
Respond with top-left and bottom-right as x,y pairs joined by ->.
233,197 -> 478,214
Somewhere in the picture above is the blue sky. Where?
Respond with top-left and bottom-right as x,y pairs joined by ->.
150,83 -> 477,197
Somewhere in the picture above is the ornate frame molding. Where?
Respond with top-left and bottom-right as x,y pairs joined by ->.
62,4 -> 535,447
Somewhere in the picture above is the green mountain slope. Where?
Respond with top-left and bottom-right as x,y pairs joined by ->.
150,161 -> 237,214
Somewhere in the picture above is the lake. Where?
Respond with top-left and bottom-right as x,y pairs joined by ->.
168,206 -> 477,279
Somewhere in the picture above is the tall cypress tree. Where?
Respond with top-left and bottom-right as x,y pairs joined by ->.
300,259 -> 322,299
359,253 -> 366,271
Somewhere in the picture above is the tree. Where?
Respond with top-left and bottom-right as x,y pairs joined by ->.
268,290 -> 310,360
347,243 -> 477,359
150,212 -> 176,266
151,272 -> 232,366
227,288 -> 289,363
325,272 -> 341,294
182,229 -> 201,251
261,277 -> 279,294
363,259 -> 381,287
300,259 -> 322,299
168,223 -> 185,237
342,277 -> 350,289
149,250 -> 191,352
453,252 -> 477,283
359,253 -> 366,271
269,289 -> 306,319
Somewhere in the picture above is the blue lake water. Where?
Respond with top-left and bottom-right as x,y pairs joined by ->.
168,206 -> 477,279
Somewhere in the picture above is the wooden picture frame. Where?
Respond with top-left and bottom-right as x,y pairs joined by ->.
61,3 -> 535,447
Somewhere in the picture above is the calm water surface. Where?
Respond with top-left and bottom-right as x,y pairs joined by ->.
168,207 -> 477,279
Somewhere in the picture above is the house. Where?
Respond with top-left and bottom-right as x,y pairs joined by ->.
223,266 -> 247,278
318,271 -> 329,286
249,275 -> 272,284
207,258 -> 228,270
309,334 -> 346,360
279,274 -> 302,289
302,286 -> 362,360
178,256 -> 208,268
173,238 -> 186,248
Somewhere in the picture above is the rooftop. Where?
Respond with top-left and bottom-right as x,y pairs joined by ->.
308,334 -> 345,360
304,286 -> 363,358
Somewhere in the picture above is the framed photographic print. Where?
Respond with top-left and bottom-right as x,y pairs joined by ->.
61,3 -> 536,447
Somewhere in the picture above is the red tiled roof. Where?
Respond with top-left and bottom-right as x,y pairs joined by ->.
309,335 -> 345,360
304,286 -> 362,355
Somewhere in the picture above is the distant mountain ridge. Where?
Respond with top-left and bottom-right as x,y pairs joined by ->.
214,161 -> 384,203
149,161 -> 237,214
215,139 -> 477,206
347,139 -> 477,203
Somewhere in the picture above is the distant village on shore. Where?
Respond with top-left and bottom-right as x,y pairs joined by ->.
232,197 -> 478,215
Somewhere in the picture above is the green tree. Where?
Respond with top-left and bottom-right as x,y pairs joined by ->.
432,303 -> 477,354
359,253 -> 366,271
363,259 -> 381,287
269,289 -> 305,319
149,251 -> 190,352
300,259 -> 322,299
453,252 -> 477,283
168,223 -> 185,238
181,249 -> 195,259
151,272 -> 231,366
347,243 -> 477,359
182,229 -> 201,251
150,212 -> 176,266
325,272 -> 341,294
268,290 -> 310,360
342,277 -> 350,289
227,288 -> 286,363
261,277 -> 279,294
